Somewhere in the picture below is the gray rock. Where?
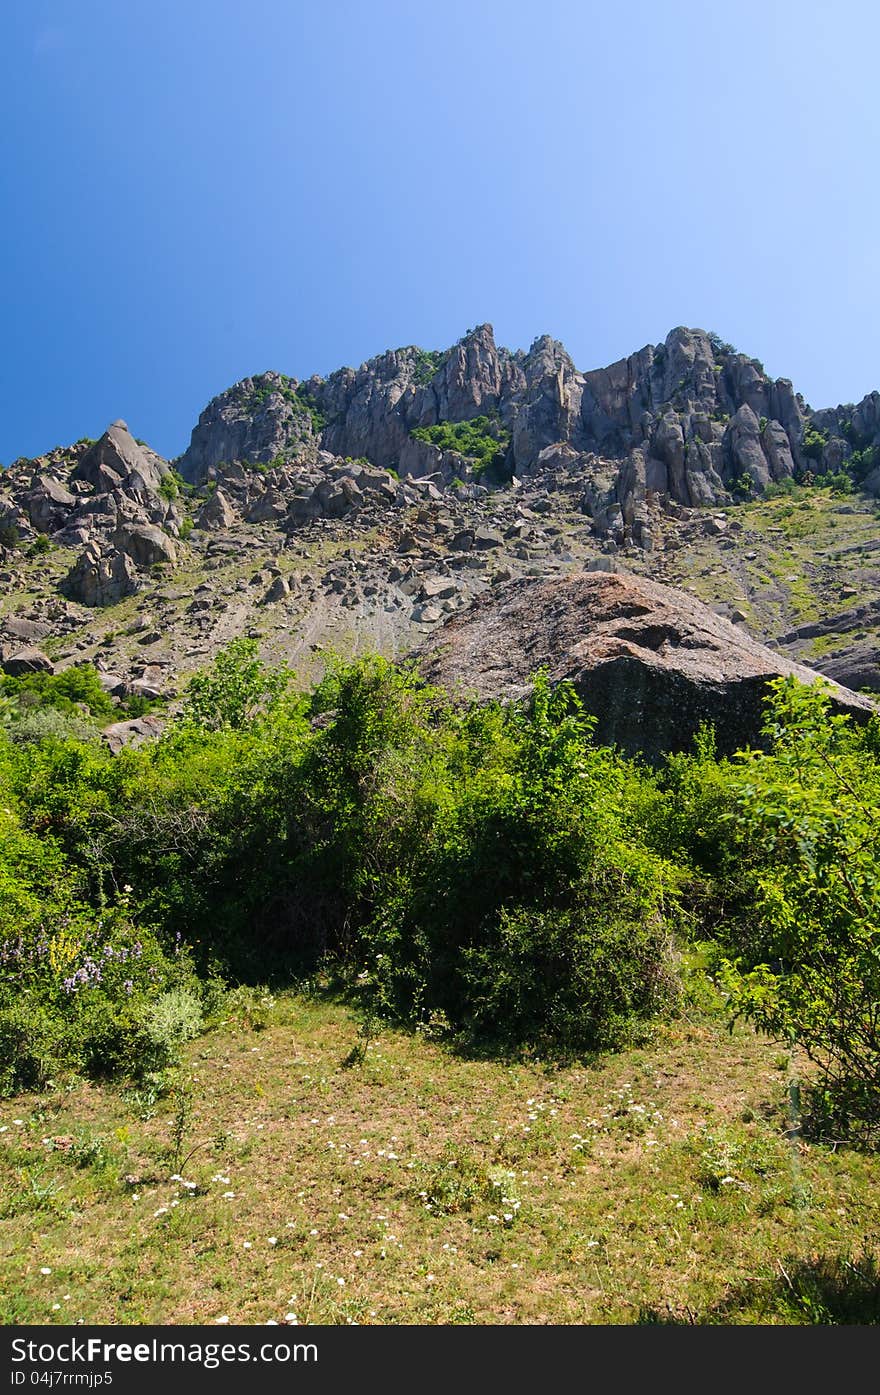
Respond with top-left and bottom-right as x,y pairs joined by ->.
113,523 -> 178,568
246,488 -> 288,523
473,528 -> 504,549
2,615 -> 51,642
263,575 -> 290,603
62,546 -> 141,607
177,373 -> 317,484
97,672 -> 129,697
129,678 -> 163,701
414,569 -> 875,760
1,645 -> 54,676
102,715 -> 164,754
25,476 -> 77,534
195,488 -> 237,531
73,421 -> 169,494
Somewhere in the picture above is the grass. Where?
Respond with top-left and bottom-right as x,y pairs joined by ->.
2,991 -> 879,1326
660,490 -> 880,647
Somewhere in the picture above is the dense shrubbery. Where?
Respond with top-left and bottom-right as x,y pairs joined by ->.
0,663 -> 153,742
0,762 -> 201,1093
411,416 -> 510,477
1,642 -> 879,1138
650,680 -> 880,1137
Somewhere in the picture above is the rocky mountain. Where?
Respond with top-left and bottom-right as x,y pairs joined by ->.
1,324 -> 878,749
176,324 -> 880,552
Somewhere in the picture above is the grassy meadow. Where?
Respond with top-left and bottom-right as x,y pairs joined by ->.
2,988 -> 879,1327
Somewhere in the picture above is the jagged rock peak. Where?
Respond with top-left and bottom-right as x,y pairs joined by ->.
74,421 -> 170,495
177,371 -> 319,485
170,323 -> 880,543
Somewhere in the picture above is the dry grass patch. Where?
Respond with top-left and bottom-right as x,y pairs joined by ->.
2,994 -> 879,1325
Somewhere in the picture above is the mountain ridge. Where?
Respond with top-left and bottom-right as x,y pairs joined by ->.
1,323 -> 878,751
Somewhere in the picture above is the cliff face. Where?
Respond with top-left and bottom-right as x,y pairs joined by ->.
175,324 -> 880,552
177,372 -> 320,486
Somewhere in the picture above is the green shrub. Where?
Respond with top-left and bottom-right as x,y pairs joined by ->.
5,708 -> 100,746
0,1002 -> 64,1094
408,348 -> 446,386
1,663 -> 116,720
709,680 -> 880,1133
9,637 -> 880,1120
460,898 -> 676,1051
180,637 -> 290,731
302,666 -> 680,1047
801,425 -> 829,462
848,443 -> 879,484
158,469 -> 185,502
139,988 -> 204,1068
411,416 -> 510,477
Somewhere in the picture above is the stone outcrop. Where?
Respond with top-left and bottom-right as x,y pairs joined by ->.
1,645 -> 54,676
177,373 -> 318,485
61,544 -> 141,607
168,323 -> 880,552
73,421 -> 170,494
24,475 -> 77,534
0,324 -> 877,724
112,522 -> 178,568
102,715 -> 164,754
414,569 -> 875,759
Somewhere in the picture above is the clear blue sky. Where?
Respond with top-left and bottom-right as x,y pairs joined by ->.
1,0 -> 877,464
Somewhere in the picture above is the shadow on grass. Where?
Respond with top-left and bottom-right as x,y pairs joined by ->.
639,1249 -> 880,1325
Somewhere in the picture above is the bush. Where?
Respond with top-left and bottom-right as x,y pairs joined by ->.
1,663 -> 116,720
711,679 -> 880,1133
411,416 -> 510,477
158,469 -> 185,503
460,897 -> 676,1052
801,426 -> 829,462
0,1002 -> 63,1094
14,639 -> 880,1119
180,637 -> 290,731
310,667 -> 680,1047
138,988 -> 204,1069
5,708 -> 100,746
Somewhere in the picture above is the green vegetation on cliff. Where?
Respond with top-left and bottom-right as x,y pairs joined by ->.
411,416 -> 510,476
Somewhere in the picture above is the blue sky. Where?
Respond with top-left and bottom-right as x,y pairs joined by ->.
1,0 -> 877,463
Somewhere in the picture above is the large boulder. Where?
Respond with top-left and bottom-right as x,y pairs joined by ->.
112,522 -> 178,568
24,475 -> 77,534
1,646 -> 54,676
414,569 -> 875,760
102,715 -> 164,754
72,421 -> 169,494
194,488 -> 237,531
61,545 -> 141,607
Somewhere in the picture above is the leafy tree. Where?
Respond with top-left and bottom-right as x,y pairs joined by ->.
180,638 -> 290,731
718,678 -> 880,1132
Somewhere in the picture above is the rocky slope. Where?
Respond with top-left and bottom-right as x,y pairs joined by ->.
1,324 -> 878,741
